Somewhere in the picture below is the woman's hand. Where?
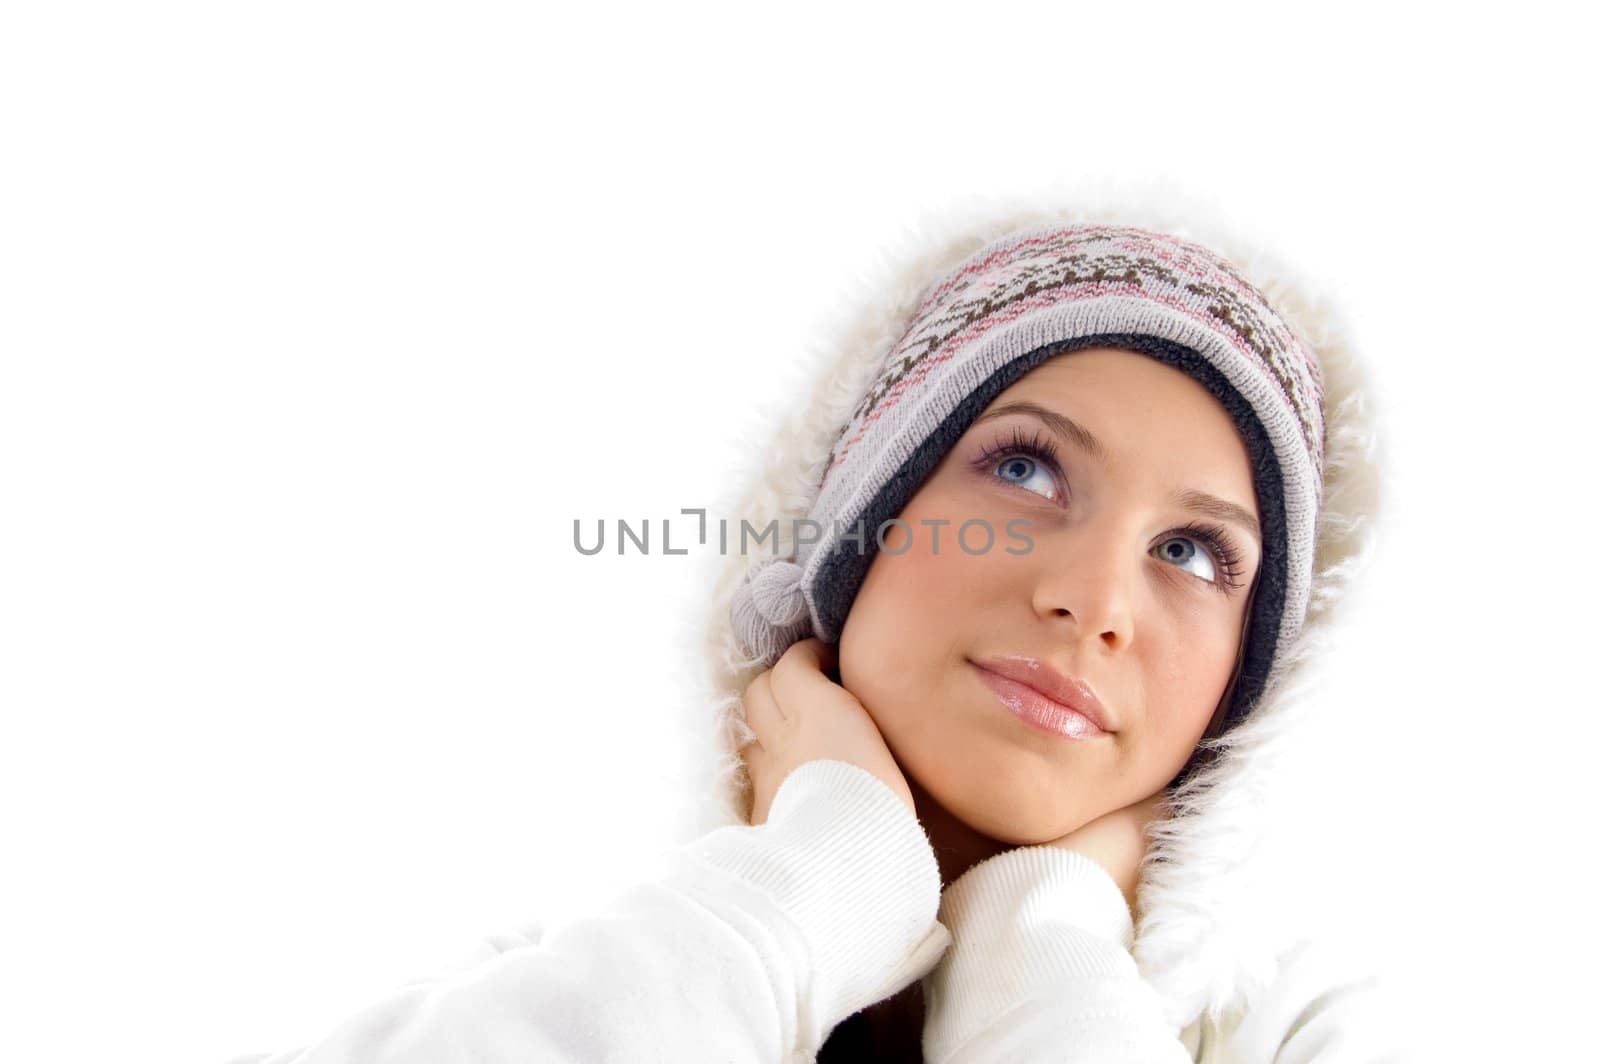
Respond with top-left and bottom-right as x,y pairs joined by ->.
739,637 -> 914,825
1043,792 -> 1170,922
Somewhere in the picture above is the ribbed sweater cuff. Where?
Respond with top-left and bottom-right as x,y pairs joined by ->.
924,846 -> 1138,1061
676,760 -> 949,1046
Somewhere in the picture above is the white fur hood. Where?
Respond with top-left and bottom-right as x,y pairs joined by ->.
664,189 -> 1384,1033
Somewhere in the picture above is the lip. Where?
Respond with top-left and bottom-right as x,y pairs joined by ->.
971,656 -> 1114,740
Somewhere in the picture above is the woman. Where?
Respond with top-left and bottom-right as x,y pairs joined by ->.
231,201 -> 1396,1062
713,207 -> 1393,1061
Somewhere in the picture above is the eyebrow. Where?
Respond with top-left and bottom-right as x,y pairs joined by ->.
1169,488 -> 1262,545
976,400 -> 1109,463
974,400 -> 1262,545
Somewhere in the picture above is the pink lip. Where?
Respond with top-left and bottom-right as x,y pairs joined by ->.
972,657 -> 1114,740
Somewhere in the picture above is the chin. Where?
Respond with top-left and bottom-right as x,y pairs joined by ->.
934,766 -> 1086,846
974,807 -> 1078,847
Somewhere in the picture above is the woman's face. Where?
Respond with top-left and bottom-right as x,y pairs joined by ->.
838,346 -> 1262,843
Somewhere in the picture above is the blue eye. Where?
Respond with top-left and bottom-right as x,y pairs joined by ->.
974,427 -> 1064,501
1153,536 -> 1217,583
994,454 -> 1059,500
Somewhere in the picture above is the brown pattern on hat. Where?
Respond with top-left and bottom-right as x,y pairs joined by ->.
827,226 -> 1325,482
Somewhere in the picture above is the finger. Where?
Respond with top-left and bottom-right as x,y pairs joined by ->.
734,708 -> 766,755
740,726 -> 768,763
769,637 -> 839,708
741,670 -> 784,742
780,636 -> 836,674
807,636 -> 840,672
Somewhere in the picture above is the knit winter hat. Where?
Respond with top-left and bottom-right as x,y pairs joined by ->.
730,222 -> 1326,732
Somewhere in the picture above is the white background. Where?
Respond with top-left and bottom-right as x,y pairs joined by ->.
2,3 -> 1594,1060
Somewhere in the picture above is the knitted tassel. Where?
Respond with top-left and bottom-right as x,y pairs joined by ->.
730,558 -> 811,664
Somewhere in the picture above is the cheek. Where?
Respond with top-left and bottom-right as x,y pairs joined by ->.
840,527 -> 951,689
839,551 -> 918,718
1142,613 -> 1241,744
838,509 -> 996,721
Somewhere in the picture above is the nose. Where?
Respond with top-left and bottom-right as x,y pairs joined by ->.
1031,527 -> 1136,652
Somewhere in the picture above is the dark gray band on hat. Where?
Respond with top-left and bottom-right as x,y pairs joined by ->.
811,333 -> 1287,733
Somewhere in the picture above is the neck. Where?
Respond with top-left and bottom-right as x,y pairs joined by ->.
906,774 -> 1010,887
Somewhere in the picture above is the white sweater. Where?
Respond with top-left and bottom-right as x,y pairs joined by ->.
228,761 -> 1398,1063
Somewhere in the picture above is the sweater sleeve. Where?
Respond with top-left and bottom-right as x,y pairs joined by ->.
921,845 -> 1191,1064
922,847 -> 1405,1063
226,759 -> 952,1064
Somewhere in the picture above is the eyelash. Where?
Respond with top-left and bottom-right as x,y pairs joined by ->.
1167,520 -> 1248,594
969,428 -> 1249,594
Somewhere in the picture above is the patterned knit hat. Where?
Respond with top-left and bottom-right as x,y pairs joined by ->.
730,222 -> 1326,732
